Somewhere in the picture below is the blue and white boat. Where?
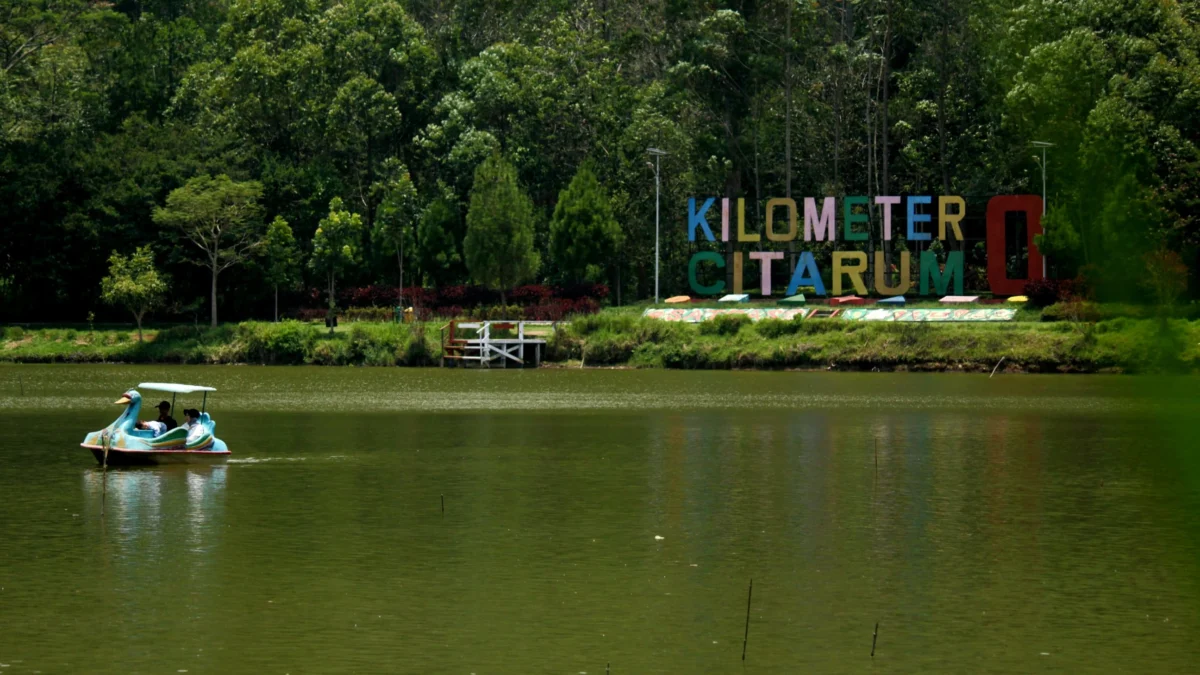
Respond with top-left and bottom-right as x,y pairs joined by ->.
80,382 -> 231,465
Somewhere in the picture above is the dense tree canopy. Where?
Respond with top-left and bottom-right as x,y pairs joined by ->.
1,0 -> 1197,322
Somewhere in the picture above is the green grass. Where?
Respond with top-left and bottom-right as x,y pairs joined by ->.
3,312 -> 1197,373
557,312 -> 1200,373
0,321 -> 441,366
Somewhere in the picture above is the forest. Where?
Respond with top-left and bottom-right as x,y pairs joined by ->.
2,0 -> 1198,323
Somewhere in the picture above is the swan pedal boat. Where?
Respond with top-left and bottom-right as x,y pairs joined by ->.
81,383 -> 231,465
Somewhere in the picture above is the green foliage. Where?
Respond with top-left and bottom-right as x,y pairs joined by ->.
152,174 -> 266,325
371,161 -> 418,295
5,0 -> 1200,321
550,162 -> 622,283
235,321 -> 319,365
698,314 -> 751,336
262,216 -> 301,320
310,197 -> 364,311
754,318 -> 804,339
263,217 -> 301,289
464,153 -> 540,301
1005,2 -> 1200,287
1141,250 -> 1189,310
100,246 -> 168,341
416,188 -> 463,288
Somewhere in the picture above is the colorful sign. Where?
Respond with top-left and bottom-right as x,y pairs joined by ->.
686,195 -> 1044,298
840,308 -> 1016,322
642,307 -> 809,323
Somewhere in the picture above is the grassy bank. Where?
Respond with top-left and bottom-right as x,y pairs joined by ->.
3,314 -> 1198,373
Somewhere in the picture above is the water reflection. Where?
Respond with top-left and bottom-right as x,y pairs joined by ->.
82,466 -> 227,547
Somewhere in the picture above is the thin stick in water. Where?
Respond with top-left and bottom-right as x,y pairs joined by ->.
990,356 -> 1006,378
742,578 -> 753,661
101,435 -> 109,516
871,622 -> 879,657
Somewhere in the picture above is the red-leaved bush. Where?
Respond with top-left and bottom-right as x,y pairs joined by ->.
307,284 -> 608,313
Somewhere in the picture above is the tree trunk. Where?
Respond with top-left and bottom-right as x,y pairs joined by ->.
274,285 -> 279,323
210,264 -> 219,327
500,288 -> 507,306
328,272 -> 336,335
397,246 -> 404,309
134,310 -> 144,342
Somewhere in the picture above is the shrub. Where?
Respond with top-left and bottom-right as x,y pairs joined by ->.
699,313 -> 751,336
296,308 -> 330,322
308,339 -> 348,365
237,321 -> 318,364
1142,249 -> 1189,309
344,307 -> 395,323
3,326 -> 23,340
1042,301 -> 1102,322
755,318 -> 804,339
1023,279 -> 1065,307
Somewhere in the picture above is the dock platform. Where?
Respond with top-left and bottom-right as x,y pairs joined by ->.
440,320 -> 558,368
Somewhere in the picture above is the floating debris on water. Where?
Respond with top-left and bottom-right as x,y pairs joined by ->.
654,535 -> 664,540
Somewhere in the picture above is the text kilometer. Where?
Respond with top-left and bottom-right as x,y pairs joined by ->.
685,195 -> 1046,297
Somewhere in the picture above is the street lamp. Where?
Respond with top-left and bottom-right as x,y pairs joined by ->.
1031,141 -> 1054,278
647,147 -> 668,304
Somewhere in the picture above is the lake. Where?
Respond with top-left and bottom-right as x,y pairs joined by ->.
1,365 -> 1198,673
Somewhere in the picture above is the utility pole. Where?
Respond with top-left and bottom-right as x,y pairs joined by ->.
648,148 -> 668,303
1032,141 -> 1054,278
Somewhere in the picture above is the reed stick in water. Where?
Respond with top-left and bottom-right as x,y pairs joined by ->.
742,579 -> 753,660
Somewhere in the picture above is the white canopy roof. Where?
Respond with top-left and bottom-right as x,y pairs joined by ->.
138,382 -> 217,393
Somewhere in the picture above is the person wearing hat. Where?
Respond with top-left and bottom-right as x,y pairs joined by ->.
155,401 -> 178,431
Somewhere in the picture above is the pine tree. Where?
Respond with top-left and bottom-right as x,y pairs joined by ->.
550,162 -> 622,284
464,153 -> 540,304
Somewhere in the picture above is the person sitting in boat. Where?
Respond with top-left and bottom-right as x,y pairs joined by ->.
155,401 -> 178,430
182,409 -> 206,443
136,419 -> 167,436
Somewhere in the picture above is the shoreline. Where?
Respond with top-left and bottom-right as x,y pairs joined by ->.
3,315 -> 1196,374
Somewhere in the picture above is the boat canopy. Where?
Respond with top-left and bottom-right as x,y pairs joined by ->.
137,382 -> 217,393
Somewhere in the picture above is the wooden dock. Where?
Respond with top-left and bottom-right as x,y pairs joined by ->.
439,320 -> 558,368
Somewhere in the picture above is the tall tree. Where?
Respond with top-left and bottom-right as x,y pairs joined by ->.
310,197 -> 364,331
370,161 -> 418,305
464,152 -> 539,304
415,184 -> 463,288
152,174 -> 265,326
100,245 -> 168,341
261,216 -> 301,322
549,162 -> 622,283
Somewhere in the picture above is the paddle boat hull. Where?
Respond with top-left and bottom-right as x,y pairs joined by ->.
81,443 -> 231,465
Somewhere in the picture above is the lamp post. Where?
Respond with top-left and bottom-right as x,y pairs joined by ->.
647,147 -> 667,304
1031,141 -> 1054,278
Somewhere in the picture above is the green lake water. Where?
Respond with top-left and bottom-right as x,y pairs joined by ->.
1,365 -> 1198,674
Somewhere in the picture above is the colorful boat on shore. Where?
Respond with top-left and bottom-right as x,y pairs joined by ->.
80,383 -> 230,465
